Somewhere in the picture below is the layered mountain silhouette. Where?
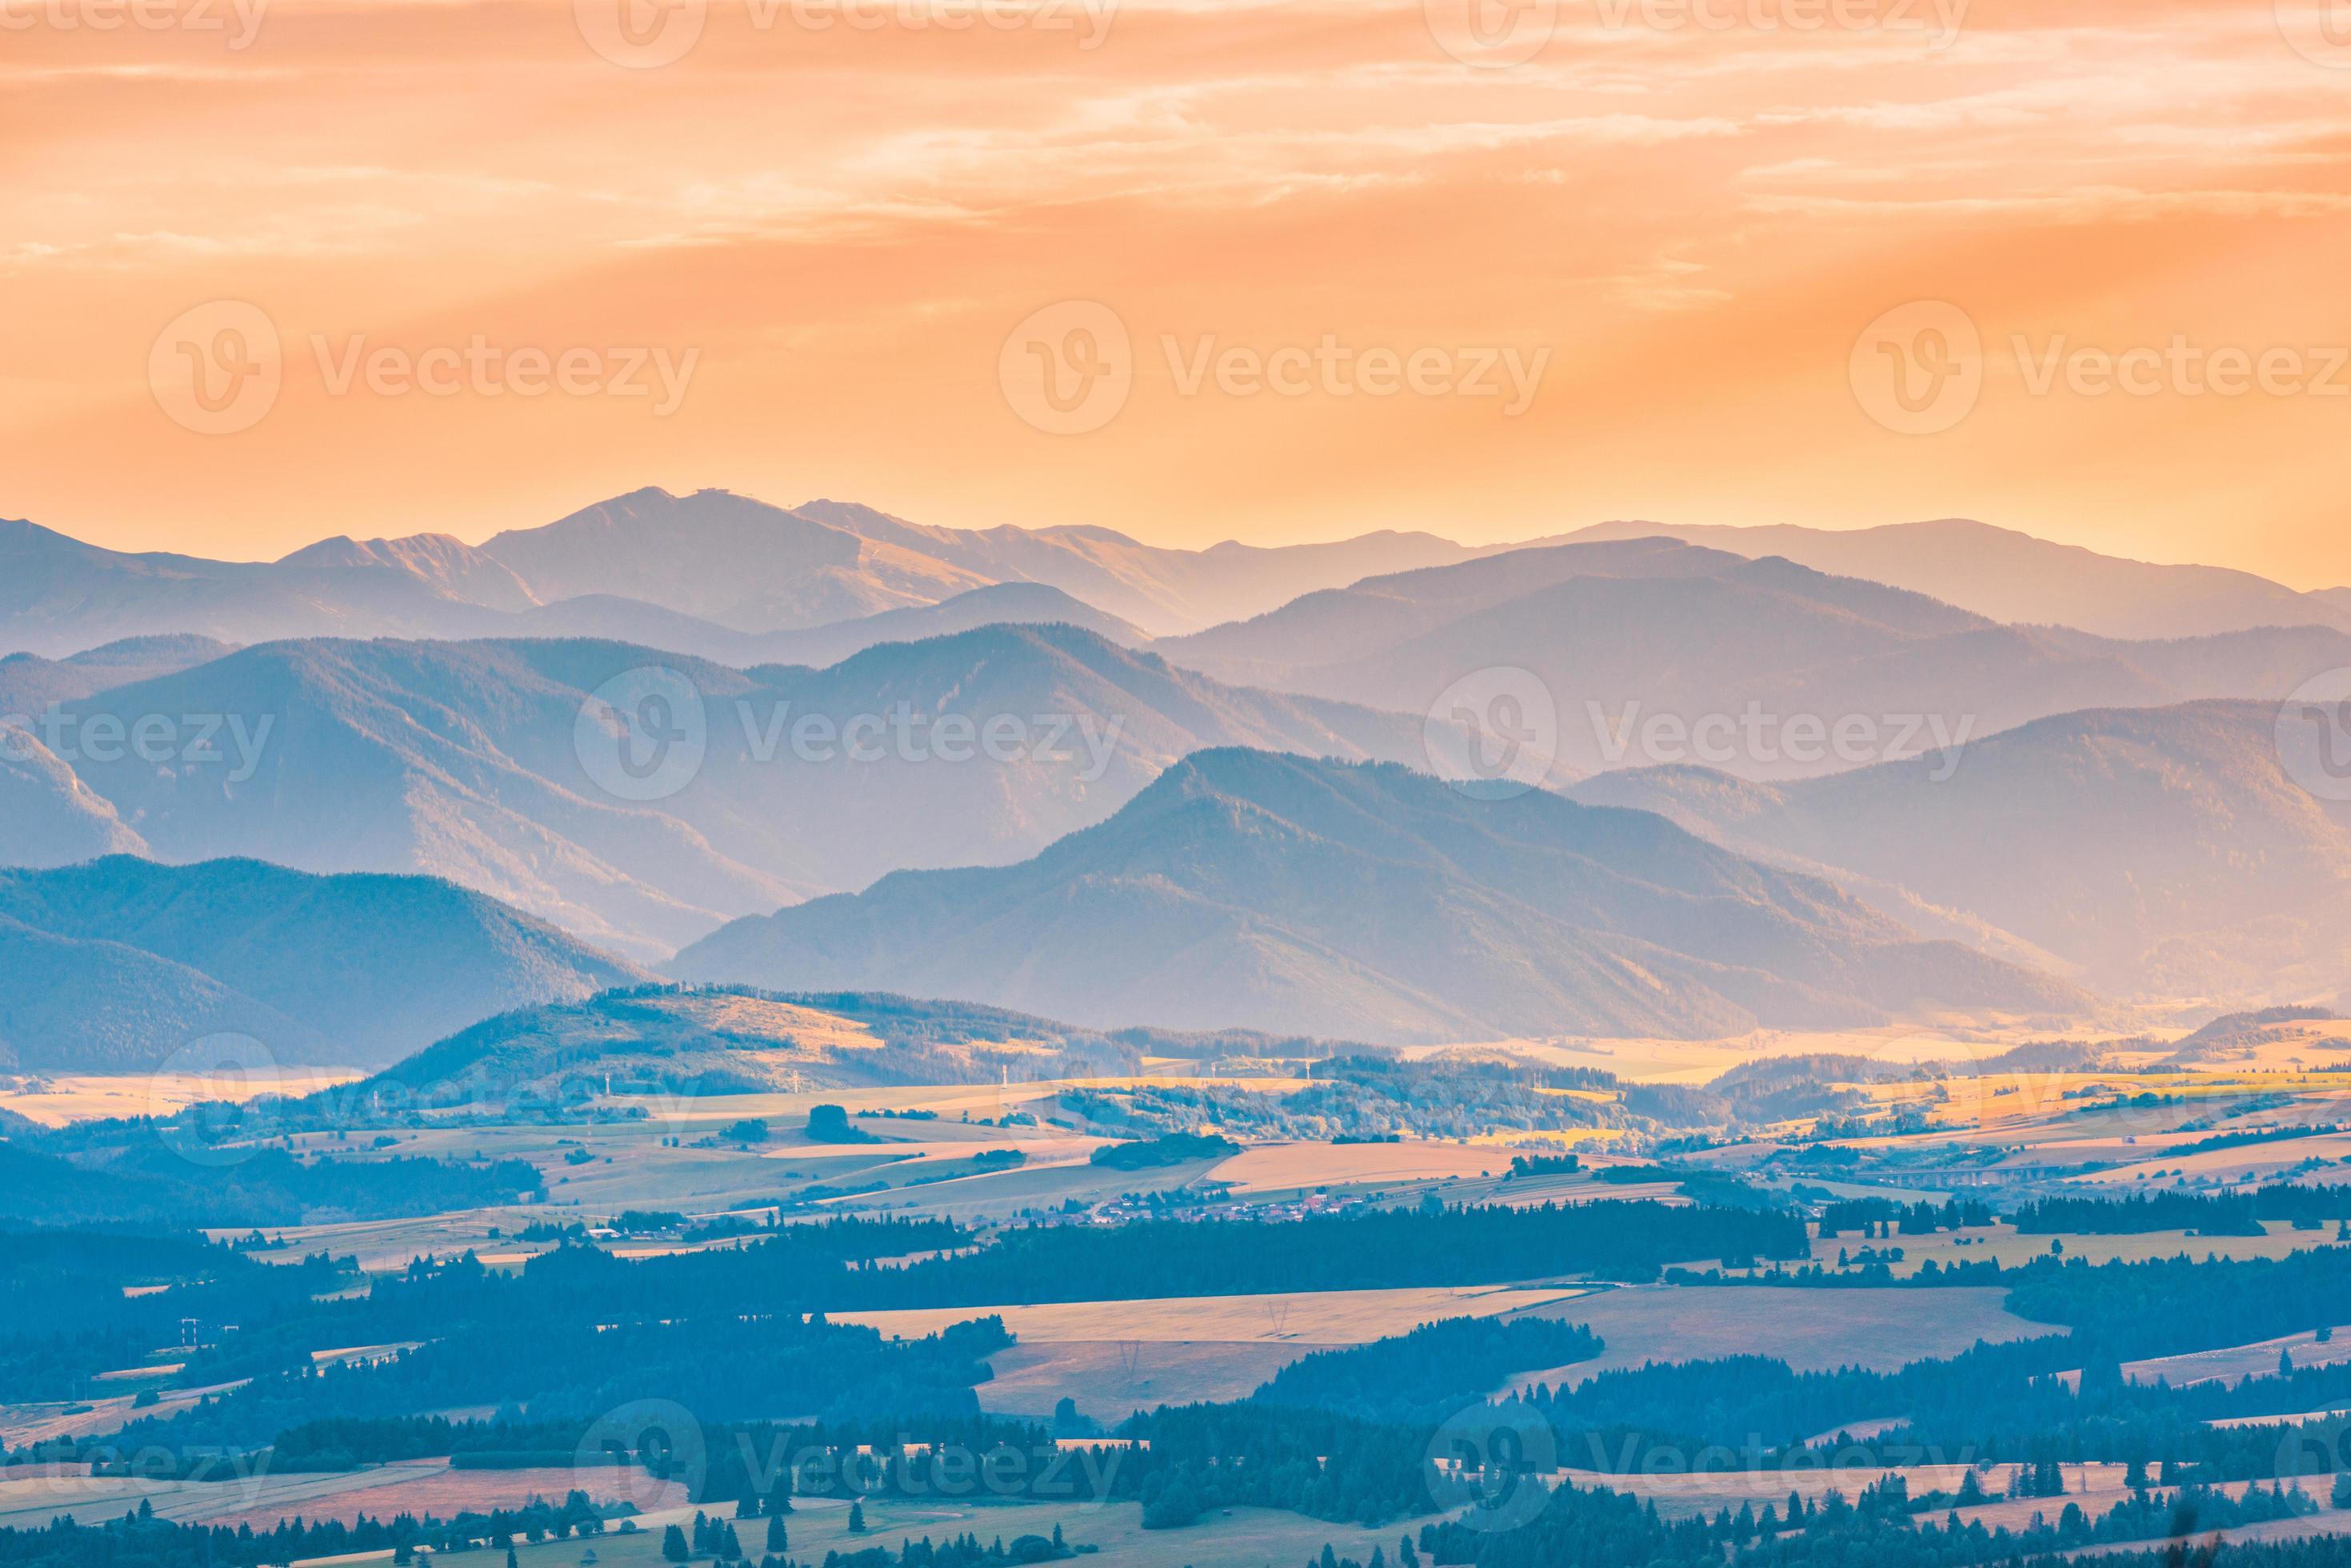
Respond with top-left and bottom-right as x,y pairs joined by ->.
9,491 -> 2342,1034
1557,519 -> 2351,641
0,489 -> 1469,658
1158,539 -> 2351,781
792,497 -> 1473,634
0,858 -> 646,1070
1569,702 -> 2351,1007
670,750 -> 2085,1043
2,637 -> 242,867
0,634 -> 235,718
38,626 -> 1433,958
0,727 -> 148,867
18,491 -> 2339,666
336,986 -> 1333,1103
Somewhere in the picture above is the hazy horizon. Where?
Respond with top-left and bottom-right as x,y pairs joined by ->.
9,0 -> 2350,585
18,492 -> 2351,593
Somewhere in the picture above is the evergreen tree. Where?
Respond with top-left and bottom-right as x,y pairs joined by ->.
765,1515 -> 786,1553
846,1502 -> 866,1534
661,1526 -> 689,1564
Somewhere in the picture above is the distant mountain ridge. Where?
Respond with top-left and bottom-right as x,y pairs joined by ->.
30,625 -> 1437,959
339,986 -> 1337,1104
1156,538 -> 2351,782
0,858 -> 647,1070
0,489 -> 1474,658
1557,518 -> 2351,641
15,493 -> 2343,664
1567,701 -> 2351,1007
671,749 -> 2086,1043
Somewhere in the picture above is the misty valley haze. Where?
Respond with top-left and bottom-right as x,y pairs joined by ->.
11,19 -> 2351,1568
6,486 -> 2351,1056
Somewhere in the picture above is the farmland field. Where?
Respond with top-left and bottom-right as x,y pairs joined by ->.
839,1283 -> 1592,1345
1521,1285 -> 2065,1379
13,1035 -> 2351,1568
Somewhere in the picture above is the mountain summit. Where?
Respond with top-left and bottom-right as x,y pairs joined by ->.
672,750 -> 2085,1042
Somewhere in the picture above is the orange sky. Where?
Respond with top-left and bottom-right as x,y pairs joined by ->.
4,0 -> 2349,583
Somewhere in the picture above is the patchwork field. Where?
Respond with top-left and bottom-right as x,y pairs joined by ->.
1519,1285 -> 2065,1381
1586,1462 -> 1990,1519
1397,1024 -> 2146,1088
0,1070 -> 360,1128
421,1493 -> 1403,1568
1785,1221 -> 2351,1281
2057,1506 -> 2351,1559
978,1339 -> 1338,1423
2121,1326 -> 2351,1388
842,1283 -> 1593,1345
1209,1140 -> 1530,1193
0,1462 -> 684,1533
0,1380 -> 242,1449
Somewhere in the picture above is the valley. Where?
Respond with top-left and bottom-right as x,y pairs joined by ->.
6,500 -> 2351,1568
